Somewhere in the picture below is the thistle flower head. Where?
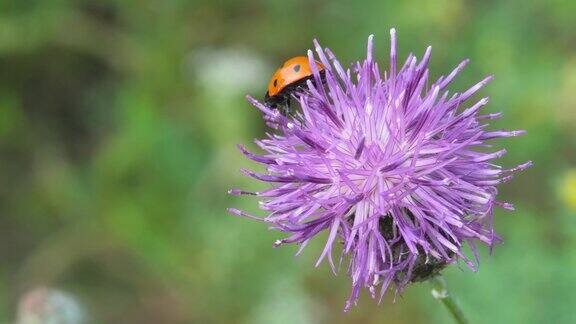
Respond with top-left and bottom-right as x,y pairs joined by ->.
229,29 -> 531,311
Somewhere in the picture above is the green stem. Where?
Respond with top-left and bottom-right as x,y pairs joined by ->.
430,276 -> 469,324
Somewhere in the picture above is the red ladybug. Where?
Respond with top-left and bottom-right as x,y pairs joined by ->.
264,56 -> 324,115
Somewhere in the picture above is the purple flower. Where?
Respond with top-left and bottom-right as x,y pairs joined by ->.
229,29 -> 531,311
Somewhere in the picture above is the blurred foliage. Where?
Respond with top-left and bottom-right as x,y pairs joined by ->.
0,0 -> 575,323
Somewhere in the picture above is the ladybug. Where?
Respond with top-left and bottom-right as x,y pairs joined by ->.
264,56 -> 324,115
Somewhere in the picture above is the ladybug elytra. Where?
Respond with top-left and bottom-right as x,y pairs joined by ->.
264,56 -> 324,115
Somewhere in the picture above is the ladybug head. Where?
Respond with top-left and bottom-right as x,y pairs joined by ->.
264,92 -> 286,108
264,92 -> 291,116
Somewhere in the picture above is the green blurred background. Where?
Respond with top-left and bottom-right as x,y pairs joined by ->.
0,0 -> 575,323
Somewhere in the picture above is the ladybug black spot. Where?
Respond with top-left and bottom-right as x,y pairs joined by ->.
293,64 -> 301,72
273,79 -> 278,87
